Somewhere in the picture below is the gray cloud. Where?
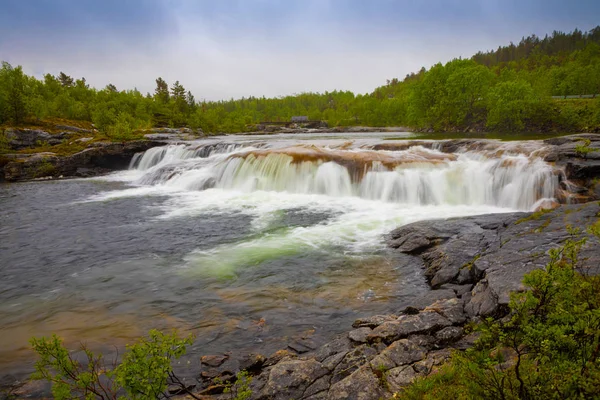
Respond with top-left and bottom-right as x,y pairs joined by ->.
1,0 -> 599,100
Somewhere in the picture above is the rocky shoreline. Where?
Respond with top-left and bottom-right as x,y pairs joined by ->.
0,126 -> 204,182
189,201 -> 600,400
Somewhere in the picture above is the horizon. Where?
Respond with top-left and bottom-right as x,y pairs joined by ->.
2,0 -> 599,101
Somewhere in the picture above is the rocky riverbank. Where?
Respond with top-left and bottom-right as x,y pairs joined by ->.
0,126 -> 205,182
189,201 -> 599,399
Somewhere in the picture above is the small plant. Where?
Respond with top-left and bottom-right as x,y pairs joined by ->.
574,138 -> 598,158
32,160 -> 57,178
30,329 -> 199,400
223,371 -> 253,400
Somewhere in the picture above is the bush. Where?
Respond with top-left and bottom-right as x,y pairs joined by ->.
400,225 -> 600,399
30,329 -> 197,400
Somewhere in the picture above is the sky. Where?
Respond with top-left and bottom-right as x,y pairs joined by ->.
1,0 -> 599,101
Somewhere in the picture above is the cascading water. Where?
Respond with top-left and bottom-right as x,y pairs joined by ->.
131,142 -> 558,211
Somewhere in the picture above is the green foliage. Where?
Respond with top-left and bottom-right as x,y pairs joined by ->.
32,160 -> 57,178
574,138 -> 598,158
105,112 -> 136,141
400,227 -> 600,399
30,329 -> 196,400
1,26 -> 599,133
223,371 -> 253,400
113,330 -> 194,399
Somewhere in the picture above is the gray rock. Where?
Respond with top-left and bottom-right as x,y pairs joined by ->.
385,365 -> 419,392
424,297 -> 466,325
352,315 -> 397,329
331,345 -> 378,384
327,365 -> 388,400
369,339 -> 426,370
4,128 -> 52,149
368,312 -> 451,343
348,327 -> 372,343
434,326 -> 464,344
257,359 -> 328,400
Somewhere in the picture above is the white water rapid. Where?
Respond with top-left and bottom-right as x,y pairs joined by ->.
89,139 -> 559,276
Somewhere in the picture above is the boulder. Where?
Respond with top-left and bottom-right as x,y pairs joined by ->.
255,359 -> 328,400
327,365 -> 388,400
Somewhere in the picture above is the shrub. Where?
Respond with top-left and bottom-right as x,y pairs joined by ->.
30,329 -> 198,400
400,225 -> 600,399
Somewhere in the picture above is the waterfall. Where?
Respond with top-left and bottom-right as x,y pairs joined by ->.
129,143 -> 559,211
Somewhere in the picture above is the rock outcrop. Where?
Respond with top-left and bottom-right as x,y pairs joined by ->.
194,202 -> 600,399
3,141 -> 164,181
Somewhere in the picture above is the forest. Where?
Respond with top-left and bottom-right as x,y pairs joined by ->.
1,26 -> 599,135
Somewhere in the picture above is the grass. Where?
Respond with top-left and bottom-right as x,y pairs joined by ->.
514,208 -> 554,225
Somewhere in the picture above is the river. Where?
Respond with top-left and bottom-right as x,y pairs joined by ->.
0,132 -> 559,383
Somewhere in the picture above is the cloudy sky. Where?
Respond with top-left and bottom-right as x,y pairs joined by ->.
1,0 -> 598,101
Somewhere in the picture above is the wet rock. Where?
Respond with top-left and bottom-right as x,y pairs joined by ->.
201,354 -> 229,368
289,338 -> 317,354
348,327 -> 373,343
327,365 -> 388,400
352,315 -> 397,329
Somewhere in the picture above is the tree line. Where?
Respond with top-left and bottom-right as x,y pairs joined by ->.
0,26 -> 599,135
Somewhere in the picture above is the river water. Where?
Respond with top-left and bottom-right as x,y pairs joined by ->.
0,132 -> 559,382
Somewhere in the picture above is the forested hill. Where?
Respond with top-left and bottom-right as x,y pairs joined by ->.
1,26 -> 599,137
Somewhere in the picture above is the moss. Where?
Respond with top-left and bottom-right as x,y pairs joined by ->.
515,208 -> 553,225
461,254 -> 481,270
533,218 -> 552,233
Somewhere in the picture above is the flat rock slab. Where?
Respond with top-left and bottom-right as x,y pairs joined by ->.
389,202 -> 600,318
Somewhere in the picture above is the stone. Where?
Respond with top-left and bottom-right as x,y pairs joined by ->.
331,345 -> 378,384
434,326 -> 464,344
368,312 -> 451,343
385,366 -> 419,392
264,349 -> 297,367
4,128 -> 52,149
399,289 -> 457,312
348,327 -> 372,343
370,339 -> 426,370
327,365 -> 388,400
258,359 -> 328,400
352,314 -> 397,329
200,354 -> 229,367
424,297 -> 466,325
